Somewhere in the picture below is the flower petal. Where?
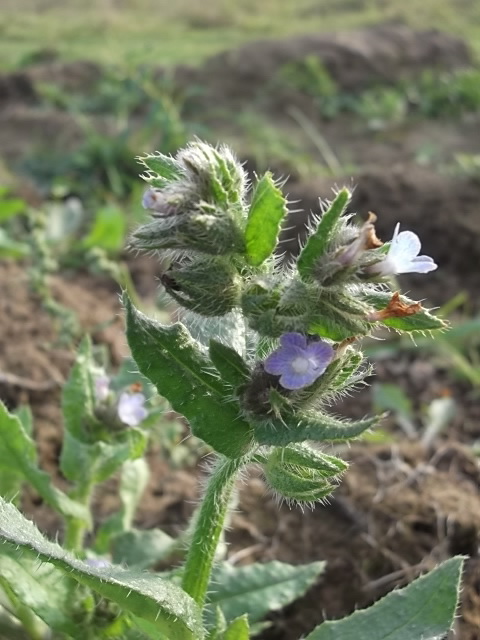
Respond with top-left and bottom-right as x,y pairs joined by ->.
117,392 -> 148,427
410,255 -> 438,273
306,341 -> 335,371
264,346 -> 302,375
389,230 -> 421,261
280,333 -> 308,349
280,370 -> 319,390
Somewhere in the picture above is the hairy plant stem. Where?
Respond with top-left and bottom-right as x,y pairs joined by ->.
181,455 -> 247,607
0,576 -> 44,640
64,479 -> 93,552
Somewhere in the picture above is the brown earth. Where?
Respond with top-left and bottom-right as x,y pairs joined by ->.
179,23 -> 471,107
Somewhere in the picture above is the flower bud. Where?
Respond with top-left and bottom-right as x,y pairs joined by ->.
130,206 -> 244,256
176,140 -> 247,206
263,444 -> 348,505
161,257 -> 242,316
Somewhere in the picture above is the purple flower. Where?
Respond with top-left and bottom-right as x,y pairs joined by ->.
85,557 -> 110,569
94,376 -> 110,402
264,333 -> 335,390
142,188 -> 163,211
117,392 -> 148,427
370,223 -> 437,276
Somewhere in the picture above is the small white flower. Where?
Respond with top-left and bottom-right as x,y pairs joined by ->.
371,223 -> 437,276
117,392 -> 148,427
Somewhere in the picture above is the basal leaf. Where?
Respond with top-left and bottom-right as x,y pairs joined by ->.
209,340 -> 250,387
0,401 -> 89,524
306,557 -> 464,640
0,499 -> 204,640
245,172 -> 287,266
125,295 -> 254,458
297,188 -> 350,280
206,561 -> 325,627
254,412 -> 381,446
83,205 -> 126,253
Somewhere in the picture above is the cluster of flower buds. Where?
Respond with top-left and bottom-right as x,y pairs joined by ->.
129,140 -> 443,505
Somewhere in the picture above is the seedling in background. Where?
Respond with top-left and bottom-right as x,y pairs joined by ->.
0,141 -> 464,639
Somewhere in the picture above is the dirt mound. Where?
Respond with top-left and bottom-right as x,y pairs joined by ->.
232,442 -> 480,639
186,24 -> 471,105
0,72 -> 38,109
26,60 -> 102,94
283,166 -> 480,307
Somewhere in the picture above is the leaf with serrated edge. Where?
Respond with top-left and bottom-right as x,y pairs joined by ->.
0,499 -> 204,640
305,556 -> 464,640
0,401 -> 89,524
206,561 -> 325,627
245,173 -> 287,266
364,291 -> 446,332
254,413 -> 380,446
297,188 -> 350,279
125,295 -> 253,458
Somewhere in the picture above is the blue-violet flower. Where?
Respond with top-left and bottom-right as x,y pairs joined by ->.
264,333 -> 334,390
371,223 -> 437,275
117,391 -> 148,427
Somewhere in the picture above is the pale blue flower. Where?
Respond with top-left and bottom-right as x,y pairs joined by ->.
85,557 -> 110,569
142,188 -> 164,212
264,333 -> 334,390
371,223 -> 437,276
94,376 -> 110,402
117,392 -> 148,426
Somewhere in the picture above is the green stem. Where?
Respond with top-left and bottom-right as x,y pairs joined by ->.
181,455 -> 246,607
64,479 -> 93,552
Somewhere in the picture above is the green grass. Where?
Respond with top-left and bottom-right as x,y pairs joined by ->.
2,0 -> 480,70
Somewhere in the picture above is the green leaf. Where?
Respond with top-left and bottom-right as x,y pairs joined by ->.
111,529 -> 175,569
61,336 -> 96,443
0,552 -> 90,638
254,412 -> 381,446
245,172 -> 287,266
124,295 -> 254,458
83,205 -> 126,253
364,291 -> 447,332
0,197 -> 25,221
0,499 -> 204,640
137,152 -> 181,188
305,557 -> 464,640
372,383 -> 412,419
0,228 -> 29,258
0,401 -> 90,524
224,615 -> 249,640
209,340 -> 250,387
206,561 -> 325,627
297,188 -> 350,279
60,429 -> 147,486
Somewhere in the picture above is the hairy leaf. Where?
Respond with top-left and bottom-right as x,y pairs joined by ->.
0,499 -> 204,640
125,295 -> 254,458
306,557 -> 464,640
0,552 -> 90,638
206,561 -> 325,627
209,340 -> 250,387
254,412 -> 381,446
0,401 -> 89,523
297,188 -> 350,279
224,615 -> 249,640
364,291 -> 446,332
137,152 -> 181,188
245,172 -> 287,266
